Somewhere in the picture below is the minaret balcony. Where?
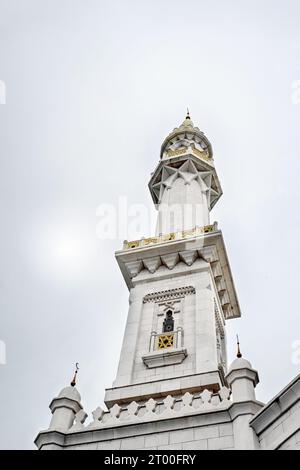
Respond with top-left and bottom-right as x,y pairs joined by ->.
142,327 -> 187,368
123,222 -> 217,251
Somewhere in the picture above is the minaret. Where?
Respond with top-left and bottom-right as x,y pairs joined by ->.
36,113 -> 275,451
104,113 -> 241,408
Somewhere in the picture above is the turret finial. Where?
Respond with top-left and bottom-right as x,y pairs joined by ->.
186,107 -> 190,119
236,335 -> 242,358
70,362 -> 79,387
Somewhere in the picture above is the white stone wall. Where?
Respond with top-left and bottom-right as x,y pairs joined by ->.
132,286 -> 196,383
63,422 -> 234,450
278,430 -> 300,450
156,175 -> 210,235
258,401 -> 300,449
114,261 -> 220,389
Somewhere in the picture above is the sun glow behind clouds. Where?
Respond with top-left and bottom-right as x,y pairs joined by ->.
29,217 -> 96,286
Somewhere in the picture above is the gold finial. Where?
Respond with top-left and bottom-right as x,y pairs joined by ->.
236,335 -> 242,358
186,107 -> 190,119
70,362 -> 79,387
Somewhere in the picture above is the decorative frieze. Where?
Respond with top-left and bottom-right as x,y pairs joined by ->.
161,253 -> 180,270
165,144 -> 212,162
124,260 -> 143,278
143,286 -> 196,304
143,257 -> 161,274
179,250 -> 198,266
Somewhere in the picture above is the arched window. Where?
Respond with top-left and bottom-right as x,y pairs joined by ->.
163,309 -> 174,333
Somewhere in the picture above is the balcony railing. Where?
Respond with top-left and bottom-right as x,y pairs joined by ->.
123,222 -> 217,250
149,327 -> 184,352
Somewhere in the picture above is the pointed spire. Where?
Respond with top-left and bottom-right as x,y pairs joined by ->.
236,335 -> 242,358
70,362 -> 79,387
180,108 -> 194,128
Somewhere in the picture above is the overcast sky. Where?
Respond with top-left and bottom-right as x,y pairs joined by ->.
1,0 -> 300,449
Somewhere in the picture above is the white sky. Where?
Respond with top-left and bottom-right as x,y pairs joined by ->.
0,0 -> 300,449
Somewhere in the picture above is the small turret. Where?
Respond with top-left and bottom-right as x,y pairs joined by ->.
226,338 -> 259,402
49,383 -> 82,432
35,364 -> 83,449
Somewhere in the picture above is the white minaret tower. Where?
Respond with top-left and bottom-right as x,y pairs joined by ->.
104,112 -> 241,408
36,113 -> 272,451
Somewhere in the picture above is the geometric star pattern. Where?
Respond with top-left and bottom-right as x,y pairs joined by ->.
151,159 -> 220,208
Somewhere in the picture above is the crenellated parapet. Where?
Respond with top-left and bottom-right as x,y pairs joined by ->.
69,386 -> 232,432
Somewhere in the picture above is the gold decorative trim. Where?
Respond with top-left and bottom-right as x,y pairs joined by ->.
144,237 -> 157,246
127,240 -> 140,249
165,144 -> 211,162
191,144 -> 211,161
157,333 -> 174,349
166,147 -> 187,157
123,223 -> 216,250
